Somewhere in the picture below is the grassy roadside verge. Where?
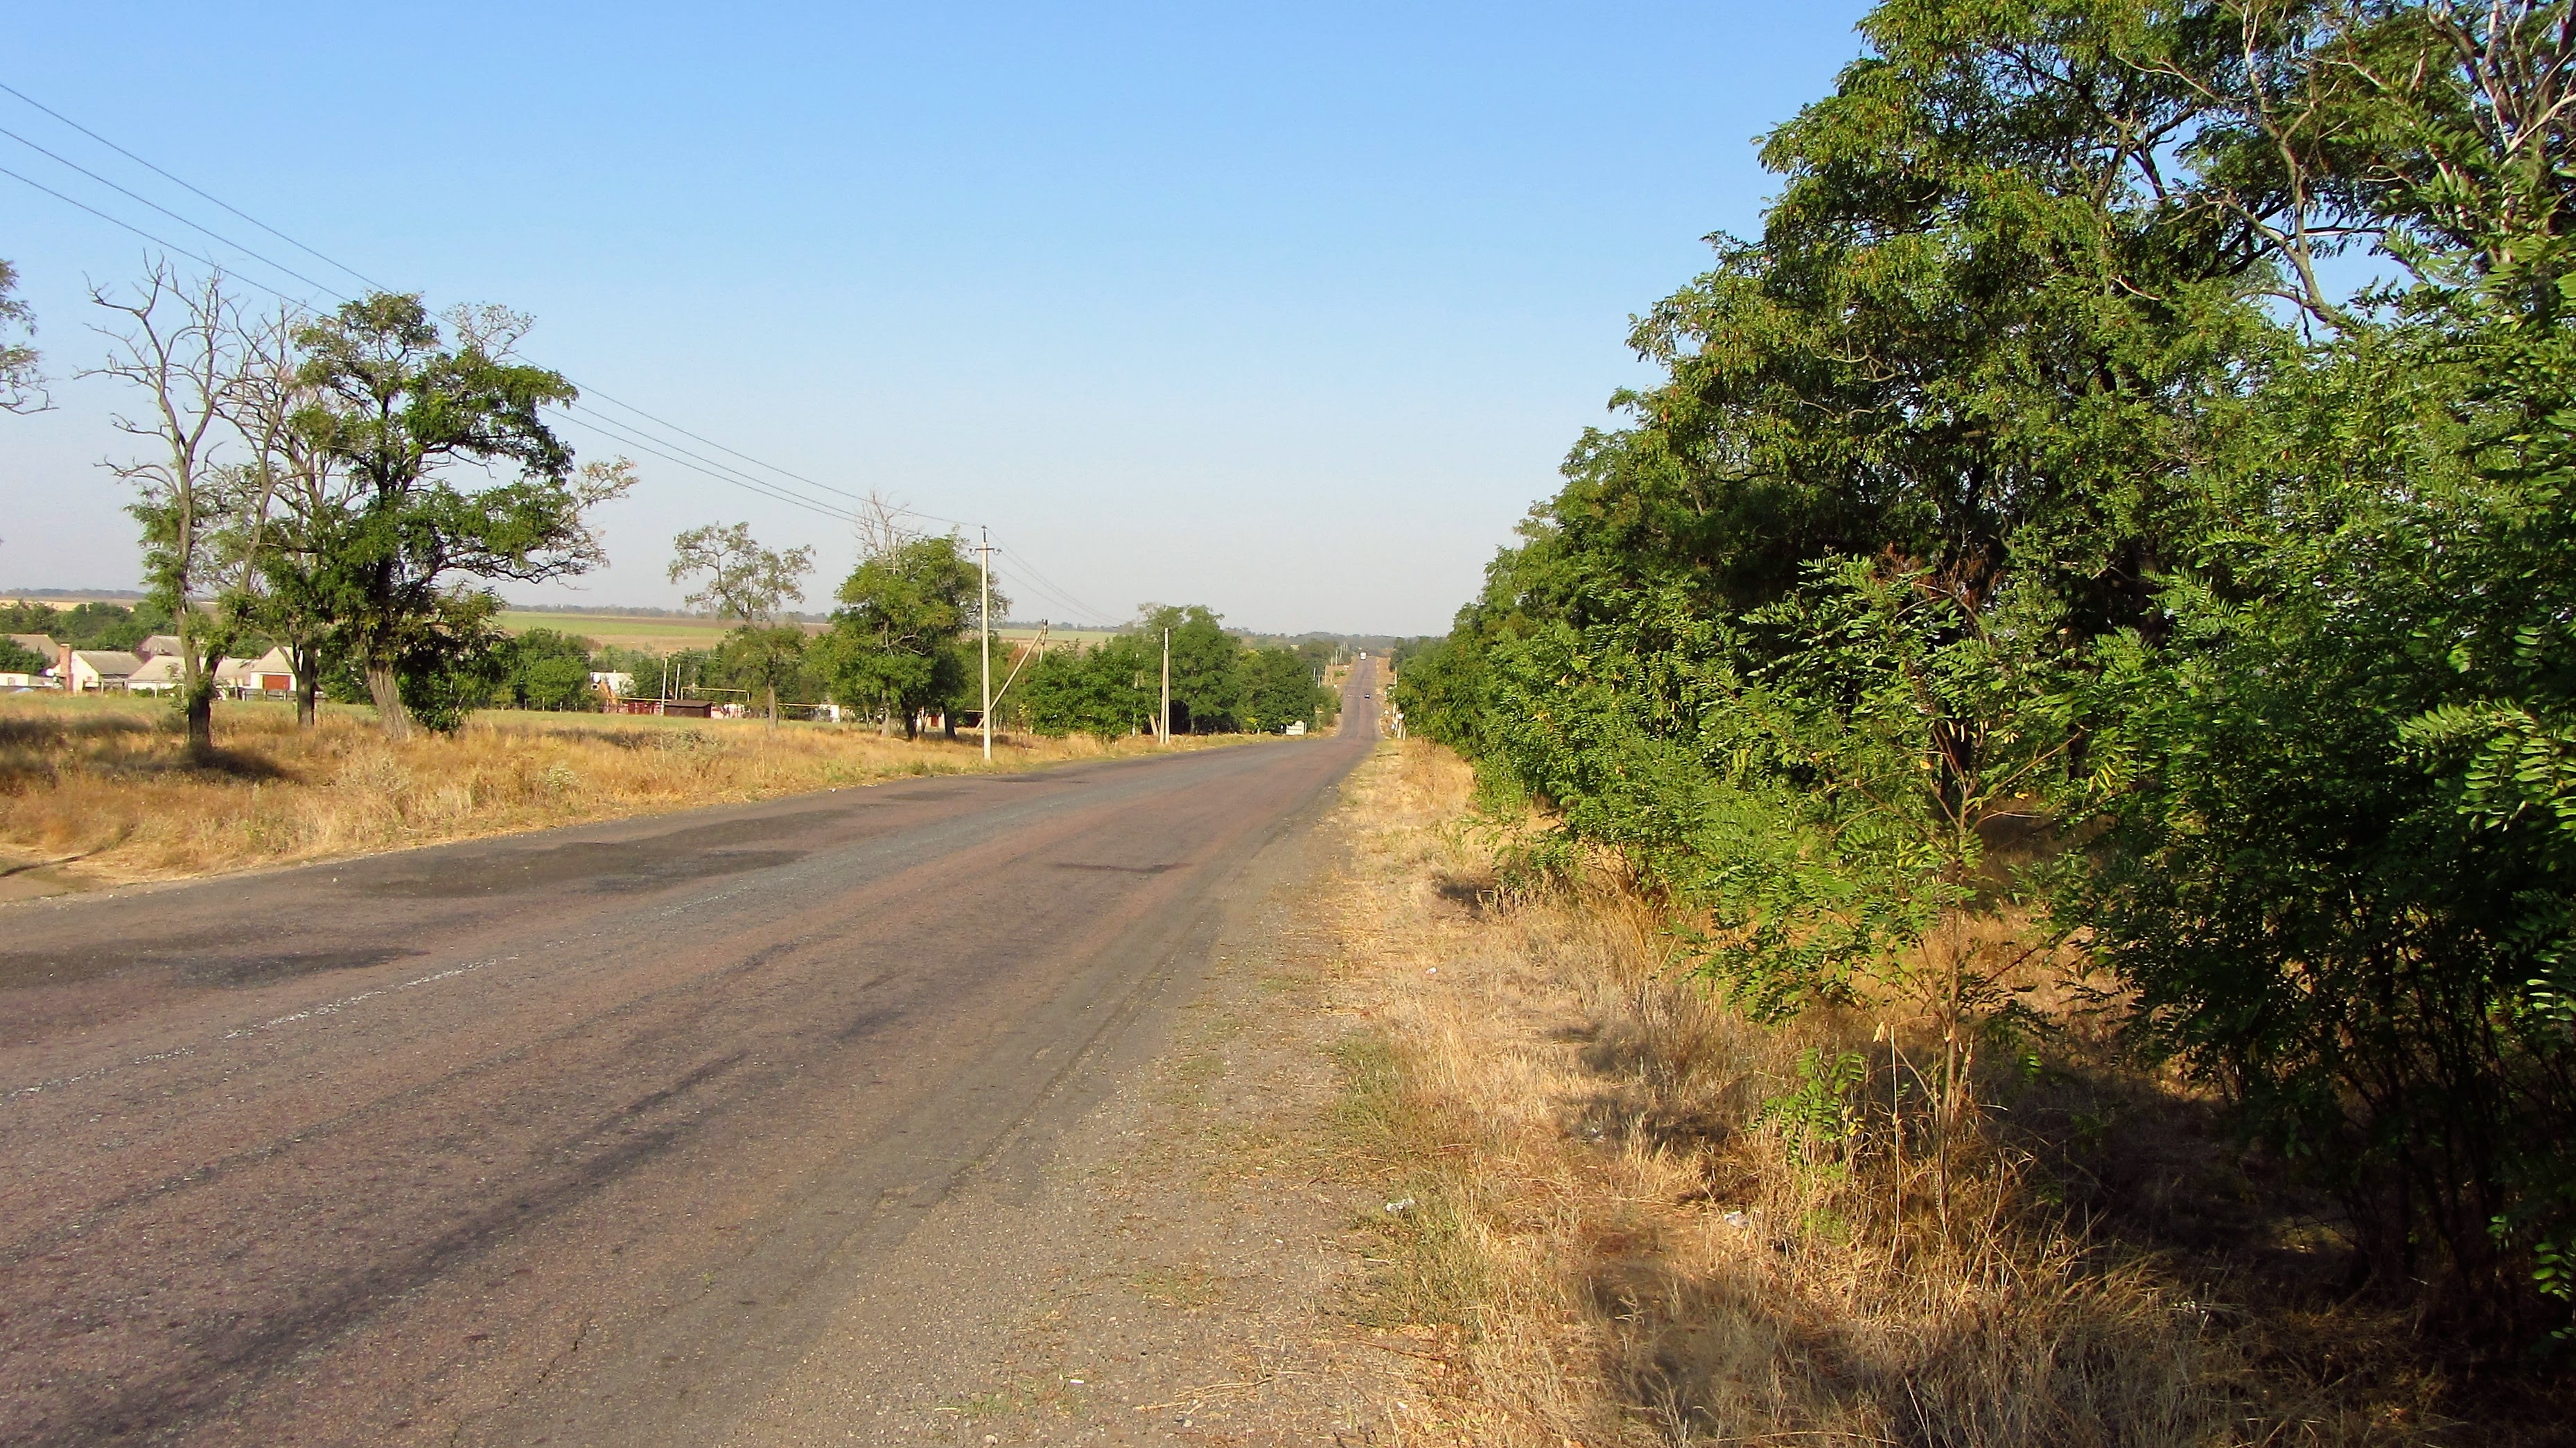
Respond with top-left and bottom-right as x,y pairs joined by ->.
0,695 -> 1259,891
1316,740 -> 2566,1447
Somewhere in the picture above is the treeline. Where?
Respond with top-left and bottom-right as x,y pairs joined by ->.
1015,606 -> 1339,738
0,599 -> 175,660
1399,1 -> 2576,1352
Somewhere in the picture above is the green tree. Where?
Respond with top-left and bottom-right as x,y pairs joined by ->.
293,293 -> 629,738
816,534 -> 984,739
498,627 -> 597,710
1020,634 -> 1157,740
1136,604 -> 1245,733
225,299 -> 350,728
668,521 -> 814,722
1241,646 -> 1326,733
44,601 -> 166,650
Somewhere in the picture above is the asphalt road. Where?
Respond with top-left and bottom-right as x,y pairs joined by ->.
0,663 -> 1381,1446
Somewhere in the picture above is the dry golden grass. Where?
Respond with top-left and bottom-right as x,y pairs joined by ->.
1314,740 -> 2532,1448
0,695 -> 1245,887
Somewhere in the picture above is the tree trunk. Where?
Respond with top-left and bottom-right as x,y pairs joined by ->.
294,642 -> 319,729
183,678 -> 215,758
366,658 -> 412,740
904,708 -> 920,742
766,681 -> 778,726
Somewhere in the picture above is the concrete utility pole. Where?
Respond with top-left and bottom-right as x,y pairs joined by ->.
979,527 -> 993,763
1159,628 -> 1172,746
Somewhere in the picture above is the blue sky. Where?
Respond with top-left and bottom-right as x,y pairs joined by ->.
3,2 -> 1876,636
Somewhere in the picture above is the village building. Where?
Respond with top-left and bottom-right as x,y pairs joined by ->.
64,649 -> 143,692
125,654 -> 186,694
217,647 -> 298,698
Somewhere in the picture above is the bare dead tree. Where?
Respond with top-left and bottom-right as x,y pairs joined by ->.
87,260 -> 238,754
852,489 -> 920,561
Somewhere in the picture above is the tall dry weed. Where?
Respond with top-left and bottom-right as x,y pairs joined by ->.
0,697 -> 1220,885
1321,740 -> 2496,1447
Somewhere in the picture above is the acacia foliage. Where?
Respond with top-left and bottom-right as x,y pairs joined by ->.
1400,0 -> 2576,1347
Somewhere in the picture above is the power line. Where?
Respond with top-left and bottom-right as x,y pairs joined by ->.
999,566 -> 1115,629
0,78 -> 387,294
555,411 -> 855,523
566,401 -> 854,515
575,387 -> 877,506
995,546 -> 1117,623
0,79 -> 885,522
0,123 -> 346,302
0,163 -> 252,293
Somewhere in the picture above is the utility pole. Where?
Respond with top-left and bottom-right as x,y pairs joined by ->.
1159,627 -> 1172,746
979,527 -> 993,763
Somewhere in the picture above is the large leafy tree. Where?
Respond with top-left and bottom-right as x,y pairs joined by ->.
495,627 -> 599,711
1135,604 -> 1245,734
816,533 -> 990,739
1240,645 -> 1328,733
293,293 -> 628,737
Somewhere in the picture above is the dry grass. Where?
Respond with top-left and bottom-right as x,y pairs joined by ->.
1315,740 -> 2552,1448
0,695 -> 1245,887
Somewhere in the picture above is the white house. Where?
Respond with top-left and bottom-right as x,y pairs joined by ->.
64,649 -> 142,692
125,654 -> 186,693
217,647 -> 297,698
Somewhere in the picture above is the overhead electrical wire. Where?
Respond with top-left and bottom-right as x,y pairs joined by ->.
0,123 -> 345,302
554,412 -> 854,523
2,79 -> 1128,621
995,547 -> 1116,625
0,162 -> 251,292
0,78 -> 388,294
